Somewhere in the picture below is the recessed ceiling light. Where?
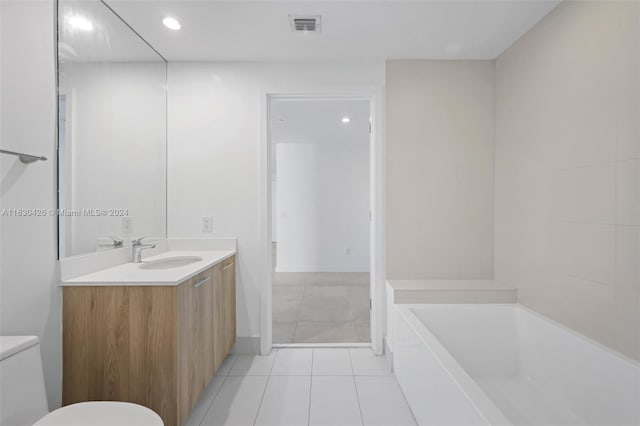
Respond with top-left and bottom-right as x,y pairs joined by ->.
68,15 -> 93,31
341,116 -> 351,124
163,17 -> 181,30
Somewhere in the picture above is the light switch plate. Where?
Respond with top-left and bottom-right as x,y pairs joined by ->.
122,217 -> 133,234
202,216 -> 213,233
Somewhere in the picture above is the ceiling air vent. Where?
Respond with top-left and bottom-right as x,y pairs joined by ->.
290,15 -> 321,33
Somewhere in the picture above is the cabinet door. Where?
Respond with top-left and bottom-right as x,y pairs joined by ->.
222,256 -> 236,354
178,269 -> 215,422
212,262 -> 226,372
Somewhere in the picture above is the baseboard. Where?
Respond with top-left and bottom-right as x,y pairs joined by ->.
231,336 -> 260,355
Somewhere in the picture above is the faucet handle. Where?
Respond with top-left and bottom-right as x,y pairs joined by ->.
132,236 -> 148,246
107,236 -> 123,248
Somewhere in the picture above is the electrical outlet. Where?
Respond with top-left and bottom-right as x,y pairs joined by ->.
122,217 -> 133,234
202,216 -> 213,233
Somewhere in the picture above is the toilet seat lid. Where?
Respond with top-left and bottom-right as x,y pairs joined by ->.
34,402 -> 163,426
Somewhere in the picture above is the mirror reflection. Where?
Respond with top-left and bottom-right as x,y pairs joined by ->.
57,0 -> 167,258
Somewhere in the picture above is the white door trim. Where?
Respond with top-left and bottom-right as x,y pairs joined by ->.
259,86 -> 385,355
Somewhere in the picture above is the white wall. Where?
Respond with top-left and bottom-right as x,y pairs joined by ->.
495,0 -> 640,361
0,0 -> 61,409
167,61 -> 384,340
385,60 -> 495,280
58,62 -> 167,257
271,99 -> 370,272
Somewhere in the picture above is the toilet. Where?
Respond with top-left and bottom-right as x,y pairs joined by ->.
0,336 -> 163,426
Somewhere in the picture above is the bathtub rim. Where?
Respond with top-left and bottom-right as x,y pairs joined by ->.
395,304 -> 513,426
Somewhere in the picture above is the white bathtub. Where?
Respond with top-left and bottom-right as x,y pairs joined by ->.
393,304 -> 640,426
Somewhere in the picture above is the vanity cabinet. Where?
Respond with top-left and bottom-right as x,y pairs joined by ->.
62,255 -> 236,426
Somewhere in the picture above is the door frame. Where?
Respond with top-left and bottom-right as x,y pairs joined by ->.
259,86 -> 385,355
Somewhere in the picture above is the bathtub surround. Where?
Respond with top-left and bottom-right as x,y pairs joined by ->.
385,60 -> 496,280
0,0 -> 60,410
387,280 -> 517,305
494,0 -> 640,360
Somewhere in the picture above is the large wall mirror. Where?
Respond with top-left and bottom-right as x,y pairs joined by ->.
57,0 -> 167,258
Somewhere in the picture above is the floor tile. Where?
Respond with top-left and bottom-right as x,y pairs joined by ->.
296,321 -> 361,343
274,272 -> 308,286
273,321 -> 297,344
255,376 -> 311,426
354,320 -> 371,342
273,285 -> 306,301
309,376 -> 363,426
184,375 -> 226,426
349,349 -> 390,376
216,354 -> 238,376
342,272 -> 370,285
312,348 -> 353,375
273,296 -> 302,323
307,272 -> 344,286
347,287 -> 370,321
200,376 -> 268,426
300,286 -> 352,322
229,352 -> 277,376
271,348 -> 313,375
355,376 -> 416,426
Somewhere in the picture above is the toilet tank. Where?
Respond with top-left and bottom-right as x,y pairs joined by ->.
0,336 -> 49,425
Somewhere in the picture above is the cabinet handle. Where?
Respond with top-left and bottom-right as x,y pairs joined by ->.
193,276 -> 210,288
223,262 -> 234,270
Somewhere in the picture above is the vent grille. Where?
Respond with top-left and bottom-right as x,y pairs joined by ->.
290,15 -> 321,33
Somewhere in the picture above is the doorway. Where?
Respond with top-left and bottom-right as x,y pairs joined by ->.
261,89 -> 384,355
270,98 -> 371,344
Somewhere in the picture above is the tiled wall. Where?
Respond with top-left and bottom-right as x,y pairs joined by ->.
495,1 -> 639,360
386,60 -> 495,279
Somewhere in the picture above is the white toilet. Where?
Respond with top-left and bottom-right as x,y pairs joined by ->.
0,336 -> 163,426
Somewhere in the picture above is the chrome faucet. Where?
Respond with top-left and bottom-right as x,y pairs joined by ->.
132,237 -> 156,263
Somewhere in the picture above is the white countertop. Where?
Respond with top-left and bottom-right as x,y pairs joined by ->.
0,336 -> 39,361
60,250 -> 235,286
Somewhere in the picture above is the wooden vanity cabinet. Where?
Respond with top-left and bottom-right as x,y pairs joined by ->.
214,256 -> 236,370
62,255 -> 236,426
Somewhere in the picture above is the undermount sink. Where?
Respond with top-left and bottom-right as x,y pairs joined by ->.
139,256 -> 203,270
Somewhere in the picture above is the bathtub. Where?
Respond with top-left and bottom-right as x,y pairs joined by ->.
393,304 -> 640,426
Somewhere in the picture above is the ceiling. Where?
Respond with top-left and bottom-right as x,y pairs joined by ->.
270,98 -> 370,179
105,0 -> 560,61
271,99 -> 370,143
58,0 -> 164,63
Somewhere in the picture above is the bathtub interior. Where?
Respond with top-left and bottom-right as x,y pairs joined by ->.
410,304 -> 640,426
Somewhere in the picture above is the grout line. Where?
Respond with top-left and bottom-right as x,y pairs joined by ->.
348,349 -> 365,426
197,374 -> 230,426
391,374 -> 420,426
252,375 -> 270,426
252,351 -> 277,426
225,354 -> 240,376
196,354 -> 239,426
347,348 -> 355,376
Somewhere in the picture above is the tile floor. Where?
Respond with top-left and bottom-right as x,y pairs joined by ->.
272,272 -> 370,343
185,348 -> 416,426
